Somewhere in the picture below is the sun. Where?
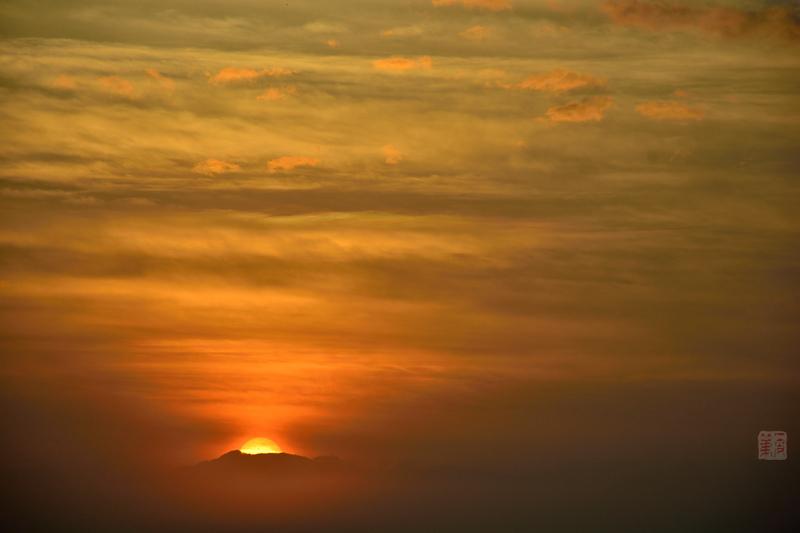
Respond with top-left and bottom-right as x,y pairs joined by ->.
239,437 -> 282,455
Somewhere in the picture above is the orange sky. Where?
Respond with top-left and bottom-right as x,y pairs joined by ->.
1,0 -> 799,470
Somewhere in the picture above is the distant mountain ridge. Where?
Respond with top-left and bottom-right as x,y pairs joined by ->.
189,450 -> 347,479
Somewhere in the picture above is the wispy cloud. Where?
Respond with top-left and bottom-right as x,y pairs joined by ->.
256,86 -> 297,101
209,67 -> 295,84
513,69 -> 606,93
97,76 -> 136,98
52,74 -> 77,90
382,145 -> 404,165
304,21 -> 347,34
145,68 -> 175,91
636,100 -> 704,121
544,96 -> 613,123
433,0 -> 512,12
373,56 -> 433,72
267,156 -> 320,173
602,1 -> 800,42
381,26 -> 423,38
460,25 -> 491,41
192,159 -> 242,175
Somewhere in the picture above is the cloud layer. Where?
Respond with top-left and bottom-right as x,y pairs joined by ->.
603,0 -> 800,42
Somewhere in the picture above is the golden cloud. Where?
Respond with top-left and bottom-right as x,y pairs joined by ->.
267,156 -> 320,173
635,100 -> 704,121
602,1 -> 800,42
192,159 -> 242,175
433,0 -> 512,12
373,56 -> 433,72
515,69 -> 606,93
145,68 -> 175,91
256,86 -> 298,101
382,145 -> 404,165
325,39 -> 340,48
97,76 -> 136,98
460,25 -> 491,41
209,67 -> 295,84
544,96 -> 614,123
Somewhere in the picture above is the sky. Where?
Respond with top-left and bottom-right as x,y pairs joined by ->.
1,1 -> 799,530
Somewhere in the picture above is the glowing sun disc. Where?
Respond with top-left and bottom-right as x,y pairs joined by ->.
240,437 -> 282,455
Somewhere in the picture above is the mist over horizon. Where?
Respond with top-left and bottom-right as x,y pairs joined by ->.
1,1 -> 799,531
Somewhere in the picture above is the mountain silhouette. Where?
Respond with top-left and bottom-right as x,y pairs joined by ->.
187,450 -> 348,482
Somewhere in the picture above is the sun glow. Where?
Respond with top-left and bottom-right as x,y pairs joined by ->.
239,437 -> 282,455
